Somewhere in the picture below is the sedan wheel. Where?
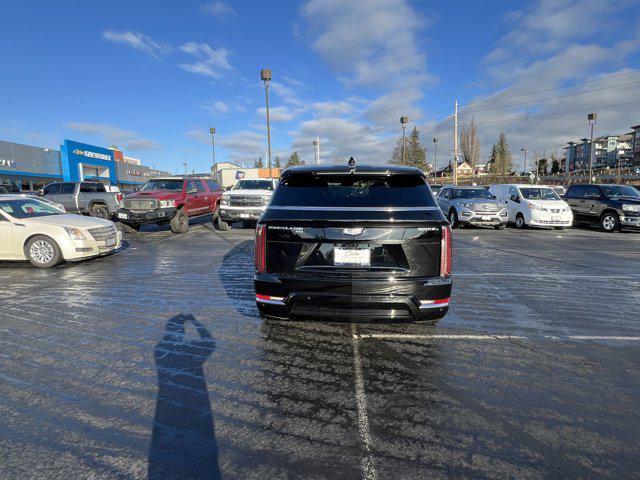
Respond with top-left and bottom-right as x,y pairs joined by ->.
26,235 -> 62,268
515,214 -> 525,229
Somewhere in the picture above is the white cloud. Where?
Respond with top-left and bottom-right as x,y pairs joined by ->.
201,1 -> 235,17
102,30 -> 172,59
256,105 -> 302,122
66,122 -> 161,151
202,100 -> 230,115
186,128 -> 212,145
179,42 -> 232,79
218,130 -> 267,163
300,0 -> 434,89
421,0 -> 640,171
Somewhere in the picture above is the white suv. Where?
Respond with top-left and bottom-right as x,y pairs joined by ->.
489,184 -> 573,229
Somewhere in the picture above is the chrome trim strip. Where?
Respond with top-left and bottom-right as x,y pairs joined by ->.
419,301 -> 450,310
256,296 -> 285,305
267,206 -> 438,212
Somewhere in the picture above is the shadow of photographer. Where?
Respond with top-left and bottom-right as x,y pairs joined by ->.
148,314 -> 221,480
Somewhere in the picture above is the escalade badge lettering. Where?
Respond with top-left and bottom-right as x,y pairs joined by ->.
343,227 -> 363,235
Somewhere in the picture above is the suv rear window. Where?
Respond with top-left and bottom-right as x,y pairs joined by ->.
271,173 -> 435,208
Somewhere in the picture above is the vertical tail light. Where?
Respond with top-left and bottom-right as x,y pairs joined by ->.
440,225 -> 452,277
116,193 -> 123,204
255,224 -> 267,273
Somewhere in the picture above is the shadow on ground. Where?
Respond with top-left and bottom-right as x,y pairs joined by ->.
148,314 -> 221,480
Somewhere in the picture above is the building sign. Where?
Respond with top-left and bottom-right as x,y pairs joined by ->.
127,170 -> 144,176
0,159 -> 17,168
72,149 -> 112,161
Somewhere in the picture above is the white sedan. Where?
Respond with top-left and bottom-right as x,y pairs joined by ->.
0,195 -> 122,268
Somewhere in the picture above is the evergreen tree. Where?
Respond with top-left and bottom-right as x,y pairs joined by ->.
286,151 -> 302,167
551,158 -> 560,174
407,127 -> 428,171
494,133 -> 512,174
537,158 -> 548,175
254,157 -> 264,168
487,144 -> 498,173
274,156 -> 281,169
390,136 -> 409,165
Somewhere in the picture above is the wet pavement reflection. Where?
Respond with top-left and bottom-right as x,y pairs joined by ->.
0,222 -> 639,479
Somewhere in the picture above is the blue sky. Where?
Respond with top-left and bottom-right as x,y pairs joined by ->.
1,0 -> 639,173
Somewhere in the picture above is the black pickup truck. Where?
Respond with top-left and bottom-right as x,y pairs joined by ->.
253,162 -> 452,324
565,184 -> 640,232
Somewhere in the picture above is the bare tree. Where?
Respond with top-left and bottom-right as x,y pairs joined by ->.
460,118 -> 480,167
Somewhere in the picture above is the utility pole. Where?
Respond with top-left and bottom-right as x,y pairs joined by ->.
453,100 -> 458,185
210,127 -> 216,168
261,69 -> 273,178
433,137 -> 438,179
400,116 -> 409,163
588,112 -> 597,183
313,137 -> 320,165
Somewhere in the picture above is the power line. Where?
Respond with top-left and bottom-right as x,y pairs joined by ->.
458,79 -> 640,115
472,99 -> 640,126
459,69 -> 640,107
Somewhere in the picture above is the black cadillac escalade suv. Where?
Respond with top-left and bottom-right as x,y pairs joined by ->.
253,163 -> 452,324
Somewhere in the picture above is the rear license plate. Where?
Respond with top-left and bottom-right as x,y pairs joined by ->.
334,247 -> 370,266
105,238 -> 116,247
481,215 -> 492,221
117,213 -> 128,219
240,213 -> 250,219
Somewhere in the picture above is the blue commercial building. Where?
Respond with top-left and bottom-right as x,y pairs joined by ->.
0,138 -> 168,191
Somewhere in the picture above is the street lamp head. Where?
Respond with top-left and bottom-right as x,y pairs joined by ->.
210,127 -> 215,135
433,138 -> 438,144
400,116 -> 409,125
260,69 -> 272,81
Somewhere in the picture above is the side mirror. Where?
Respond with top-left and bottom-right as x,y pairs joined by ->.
510,195 -> 520,203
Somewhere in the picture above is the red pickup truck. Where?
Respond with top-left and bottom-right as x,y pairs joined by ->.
116,176 -> 223,233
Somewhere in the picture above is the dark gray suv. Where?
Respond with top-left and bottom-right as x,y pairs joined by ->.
437,185 -> 507,229
565,184 -> 640,232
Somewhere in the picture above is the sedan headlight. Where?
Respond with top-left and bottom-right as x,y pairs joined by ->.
622,204 -> 640,212
262,196 -> 272,206
221,196 -> 230,206
159,199 -> 175,208
527,203 -> 546,211
63,226 -> 87,240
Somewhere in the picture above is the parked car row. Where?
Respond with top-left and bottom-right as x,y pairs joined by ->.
434,182 -> 640,233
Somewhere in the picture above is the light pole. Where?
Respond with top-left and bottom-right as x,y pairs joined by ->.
588,112 -> 597,182
313,137 -> 320,165
433,138 -> 438,178
400,116 -> 409,163
210,127 -> 216,168
183,162 -> 188,176
521,147 -> 528,176
261,68 -> 273,178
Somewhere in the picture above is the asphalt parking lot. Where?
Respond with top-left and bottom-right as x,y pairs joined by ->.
1,219 -> 639,479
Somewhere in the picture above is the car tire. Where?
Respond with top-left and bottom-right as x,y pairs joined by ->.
170,209 -> 189,234
119,222 -> 141,234
600,212 -> 620,232
494,224 -> 506,230
90,204 -> 109,219
25,235 -> 62,268
216,215 -> 231,231
515,213 -> 526,229
448,209 -> 458,228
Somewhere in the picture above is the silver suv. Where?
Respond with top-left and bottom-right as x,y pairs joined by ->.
437,185 -> 507,229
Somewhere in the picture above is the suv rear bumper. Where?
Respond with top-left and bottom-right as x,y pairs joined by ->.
116,207 -> 176,224
254,273 -> 452,322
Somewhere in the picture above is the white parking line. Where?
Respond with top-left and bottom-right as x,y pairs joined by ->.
354,333 -> 640,342
351,324 -> 378,480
